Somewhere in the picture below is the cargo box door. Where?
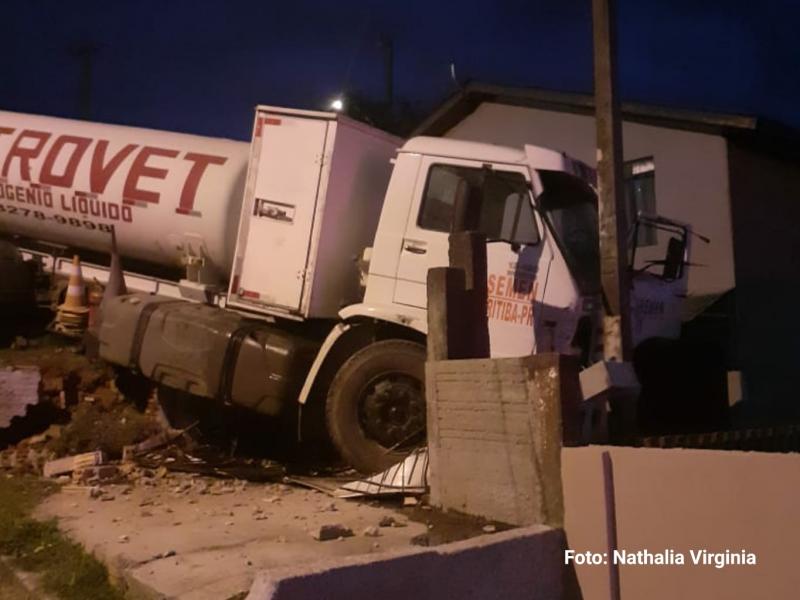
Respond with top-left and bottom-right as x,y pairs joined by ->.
236,116 -> 329,312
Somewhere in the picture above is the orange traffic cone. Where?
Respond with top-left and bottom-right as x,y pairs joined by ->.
54,255 -> 90,337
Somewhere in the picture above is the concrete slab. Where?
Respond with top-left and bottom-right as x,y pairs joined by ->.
246,524 -> 565,600
35,476 -> 427,599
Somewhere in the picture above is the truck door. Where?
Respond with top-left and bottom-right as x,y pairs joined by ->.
234,115 -> 329,312
393,157 -> 547,357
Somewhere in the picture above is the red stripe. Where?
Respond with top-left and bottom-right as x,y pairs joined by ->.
263,117 -> 281,126
241,289 -> 260,299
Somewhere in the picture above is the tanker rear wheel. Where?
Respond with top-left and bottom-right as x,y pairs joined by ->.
325,339 -> 426,474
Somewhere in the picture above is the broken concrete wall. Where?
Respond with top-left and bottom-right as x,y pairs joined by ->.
562,446 -> 800,599
0,366 -> 40,428
426,353 -> 579,527
247,525 -> 565,600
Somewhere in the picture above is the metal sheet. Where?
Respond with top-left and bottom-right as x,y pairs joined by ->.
287,448 -> 430,498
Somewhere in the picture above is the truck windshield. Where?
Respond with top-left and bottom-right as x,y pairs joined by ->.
536,170 -> 601,294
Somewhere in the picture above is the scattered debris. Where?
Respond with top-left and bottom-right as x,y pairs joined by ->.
26,424 -> 63,445
135,442 -> 285,482
43,450 -> 105,477
362,526 -> 380,537
62,484 -> 102,499
122,428 -> 187,462
378,515 -> 406,528
75,464 -> 122,483
313,524 -> 354,541
482,524 -> 497,534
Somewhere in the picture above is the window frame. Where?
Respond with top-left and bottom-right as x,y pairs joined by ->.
624,156 -> 657,247
415,162 -> 541,247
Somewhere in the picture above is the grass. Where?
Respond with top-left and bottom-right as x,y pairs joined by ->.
0,475 -> 125,600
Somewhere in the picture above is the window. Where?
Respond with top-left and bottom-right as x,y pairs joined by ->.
537,170 -> 600,294
418,164 -> 539,245
624,157 -> 656,246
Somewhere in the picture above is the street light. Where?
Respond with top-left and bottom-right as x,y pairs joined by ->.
329,97 -> 344,112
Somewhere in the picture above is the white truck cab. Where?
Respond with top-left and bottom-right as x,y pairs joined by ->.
349,136 -> 688,361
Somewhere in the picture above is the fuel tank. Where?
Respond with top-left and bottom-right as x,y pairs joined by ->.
98,293 -> 320,415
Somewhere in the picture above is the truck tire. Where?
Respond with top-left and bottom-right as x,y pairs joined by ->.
325,339 -> 426,474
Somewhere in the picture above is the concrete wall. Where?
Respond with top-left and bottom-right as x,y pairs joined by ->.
426,354 -> 580,527
445,103 -> 736,301
562,445 -> 800,599
246,525 -> 566,600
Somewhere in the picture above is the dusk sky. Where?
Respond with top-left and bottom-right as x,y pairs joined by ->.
2,0 -> 798,139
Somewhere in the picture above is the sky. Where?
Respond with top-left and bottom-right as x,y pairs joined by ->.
1,0 -> 798,140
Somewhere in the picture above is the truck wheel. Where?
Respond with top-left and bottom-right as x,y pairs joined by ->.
326,339 -> 426,474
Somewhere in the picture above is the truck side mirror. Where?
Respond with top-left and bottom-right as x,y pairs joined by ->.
662,236 -> 685,280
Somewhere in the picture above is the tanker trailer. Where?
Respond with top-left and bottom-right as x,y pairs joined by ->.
0,110 -> 249,291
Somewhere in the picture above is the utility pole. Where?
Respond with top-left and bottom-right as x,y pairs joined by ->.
592,0 -> 632,362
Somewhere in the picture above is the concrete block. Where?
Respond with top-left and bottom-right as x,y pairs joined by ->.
426,267 -> 467,361
247,525 -> 565,600
426,354 -> 579,527
43,451 -> 105,477
426,233 -> 491,362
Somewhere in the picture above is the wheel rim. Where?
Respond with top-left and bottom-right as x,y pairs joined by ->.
358,371 -> 425,450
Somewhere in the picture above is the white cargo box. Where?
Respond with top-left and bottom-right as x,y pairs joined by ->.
227,106 -> 401,319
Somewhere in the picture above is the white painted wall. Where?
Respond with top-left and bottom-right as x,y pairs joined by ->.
562,446 -> 800,600
444,103 -> 736,299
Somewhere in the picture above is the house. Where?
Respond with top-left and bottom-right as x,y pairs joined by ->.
414,82 -> 800,422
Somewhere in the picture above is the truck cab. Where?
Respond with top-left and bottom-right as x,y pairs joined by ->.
353,136 -> 687,360
325,136 -> 689,471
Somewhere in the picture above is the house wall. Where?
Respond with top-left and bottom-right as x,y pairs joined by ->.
444,103 -> 736,301
726,141 -> 800,418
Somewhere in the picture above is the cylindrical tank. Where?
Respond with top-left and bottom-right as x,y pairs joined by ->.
0,110 -> 249,280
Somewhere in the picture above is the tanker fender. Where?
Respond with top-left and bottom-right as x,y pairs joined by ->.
295,303 -> 427,406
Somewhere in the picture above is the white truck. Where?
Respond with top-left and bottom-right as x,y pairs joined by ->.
0,106 -> 690,472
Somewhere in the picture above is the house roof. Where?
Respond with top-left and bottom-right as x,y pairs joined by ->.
413,82 -> 800,151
